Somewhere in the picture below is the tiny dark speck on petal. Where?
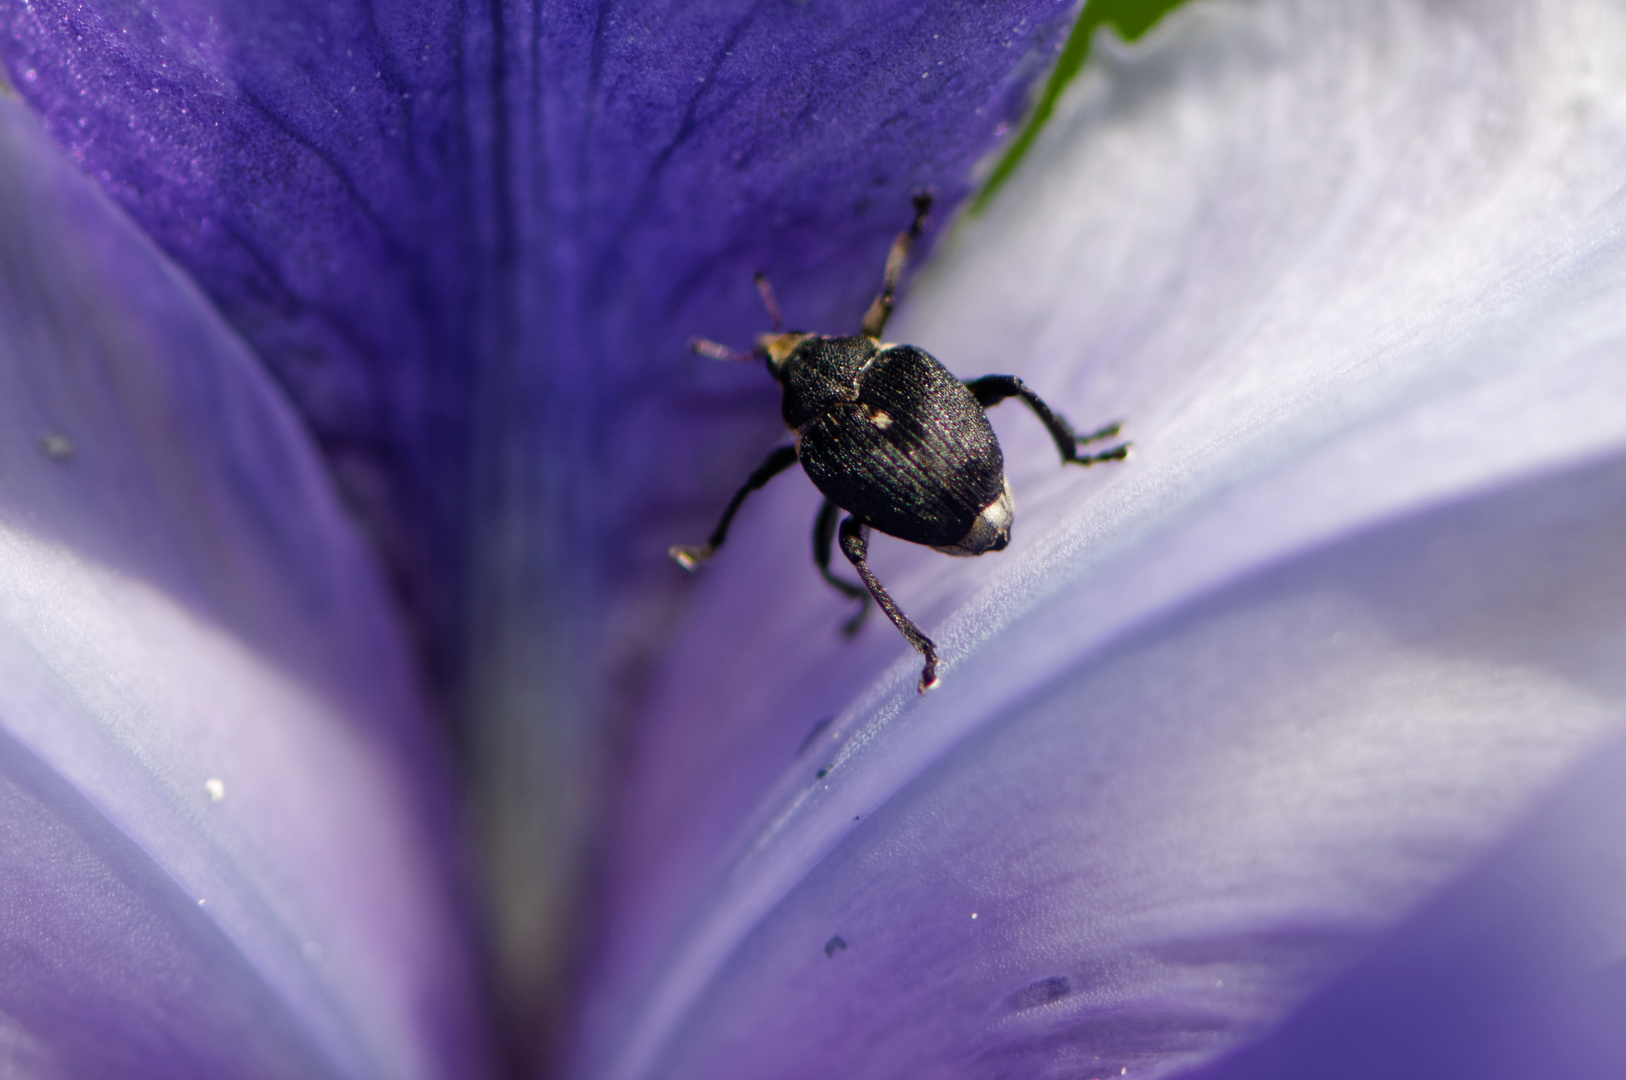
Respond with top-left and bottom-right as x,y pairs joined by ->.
1010,976 -> 1071,1010
823,936 -> 847,958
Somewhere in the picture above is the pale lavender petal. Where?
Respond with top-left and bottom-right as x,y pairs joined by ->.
0,101 -> 487,1078
588,0 -> 1626,1075
1186,725 -> 1626,1077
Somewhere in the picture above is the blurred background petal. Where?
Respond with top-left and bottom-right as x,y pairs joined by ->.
590,0 -> 1626,1075
0,99 -> 487,1079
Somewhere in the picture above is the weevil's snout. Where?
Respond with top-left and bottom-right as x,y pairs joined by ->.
756,331 -> 810,375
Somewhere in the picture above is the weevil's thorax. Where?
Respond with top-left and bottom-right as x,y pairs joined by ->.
768,334 -> 880,430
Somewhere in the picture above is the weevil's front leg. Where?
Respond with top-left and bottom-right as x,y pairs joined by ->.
838,516 -> 939,693
964,375 -> 1131,467
813,499 -> 870,635
859,191 -> 933,340
670,445 -> 799,569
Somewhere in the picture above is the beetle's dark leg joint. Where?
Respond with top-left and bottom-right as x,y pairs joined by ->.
838,516 -> 939,693
859,192 -> 935,340
813,500 -> 870,635
670,445 -> 800,570
753,272 -> 784,333
964,375 -> 1132,467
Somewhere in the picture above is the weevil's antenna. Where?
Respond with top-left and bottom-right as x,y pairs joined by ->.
754,272 -> 784,332
690,337 -> 752,362
860,190 -> 934,340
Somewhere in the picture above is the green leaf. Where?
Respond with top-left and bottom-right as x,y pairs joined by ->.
974,0 -> 1196,213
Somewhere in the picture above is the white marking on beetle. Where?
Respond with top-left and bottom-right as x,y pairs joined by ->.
869,408 -> 893,430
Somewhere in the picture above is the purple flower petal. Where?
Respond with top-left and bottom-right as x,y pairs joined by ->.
4,0 -> 1107,1061
1186,727 -> 1626,1077
1,0 -> 1089,690
0,0 -> 483,670
0,101 -> 487,1078
587,0 -> 1626,1075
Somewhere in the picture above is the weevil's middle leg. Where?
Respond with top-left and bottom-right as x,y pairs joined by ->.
860,191 -> 934,340
670,445 -> 799,569
964,375 -> 1131,467
838,516 -> 939,693
813,499 -> 870,635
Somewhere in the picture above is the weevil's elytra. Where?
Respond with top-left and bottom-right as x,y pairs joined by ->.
674,193 -> 1129,693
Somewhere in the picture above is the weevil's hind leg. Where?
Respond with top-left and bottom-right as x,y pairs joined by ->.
860,191 -> 934,340
670,445 -> 800,569
964,375 -> 1131,467
813,499 -> 870,635
754,272 -> 784,332
838,516 -> 939,693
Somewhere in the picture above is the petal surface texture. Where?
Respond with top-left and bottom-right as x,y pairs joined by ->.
0,101 -> 486,1079
593,1 -> 1626,1077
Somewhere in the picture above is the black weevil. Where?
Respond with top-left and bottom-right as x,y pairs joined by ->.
672,194 -> 1129,693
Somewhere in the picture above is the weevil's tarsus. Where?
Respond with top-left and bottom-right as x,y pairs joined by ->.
669,445 -> 799,571
860,190 -> 933,340
965,374 -> 1132,467
754,272 -> 784,333
668,544 -> 712,571
1074,420 -> 1124,446
813,498 -> 871,635
691,336 -> 752,363
838,516 -> 939,693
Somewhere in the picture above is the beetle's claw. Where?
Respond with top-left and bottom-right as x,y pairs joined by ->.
669,544 -> 713,571
1070,442 -> 1131,467
918,665 -> 941,694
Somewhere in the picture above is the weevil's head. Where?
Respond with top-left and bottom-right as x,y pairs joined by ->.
764,335 -> 880,430
755,332 -> 811,378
